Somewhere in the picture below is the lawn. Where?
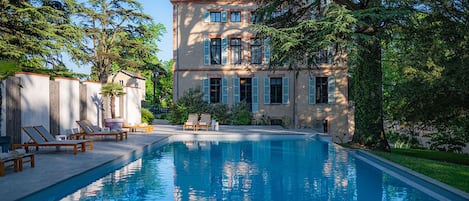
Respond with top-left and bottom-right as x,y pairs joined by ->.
372,149 -> 469,193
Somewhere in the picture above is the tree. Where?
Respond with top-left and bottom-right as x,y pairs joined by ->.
382,0 -> 469,151
253,0 -> 413,150
73,0 -> 153,83
100,82 -> 126,118
0,0 -> 81,69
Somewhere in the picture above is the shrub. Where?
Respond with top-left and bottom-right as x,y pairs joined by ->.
168,88 -> 208,124
141,108 -> 155,124
169,88 -> 253,125
230,101 -> 251,125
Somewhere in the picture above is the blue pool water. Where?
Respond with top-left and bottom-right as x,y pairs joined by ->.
54,138 -> 439,201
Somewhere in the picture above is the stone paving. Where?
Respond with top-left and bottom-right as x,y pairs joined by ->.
0,124 -> 318,201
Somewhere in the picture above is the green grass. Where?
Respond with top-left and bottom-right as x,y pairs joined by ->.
372,149 -> 469,193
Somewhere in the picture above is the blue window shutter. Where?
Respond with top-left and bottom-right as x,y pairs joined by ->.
263,38 -> 270,65
202,78 -> 209,103
252,77 -> 258,113
222,37 -> 228,65
203,38 -> 210,65
282,77 -> 289,104
309,76 -> 316,104
264,77 -> 270,104
233,77 -> 240,104
328,76 -> 336,104
221,11 -> 227,22
222,77 -> 228,104
204,11 -> 210,22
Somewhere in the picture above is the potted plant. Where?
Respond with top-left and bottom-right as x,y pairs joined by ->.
101,83 -> 126,130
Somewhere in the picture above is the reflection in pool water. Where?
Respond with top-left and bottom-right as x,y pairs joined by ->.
61,139 -> 436,201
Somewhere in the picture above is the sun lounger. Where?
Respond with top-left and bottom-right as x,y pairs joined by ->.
183,113 -> 198,131
33,125 -> 93,151
13,126 -> 88,155
123,123 -> 154,133
198,113 -> 212,131
76,120 -> 127,142
0,152 -> 35,176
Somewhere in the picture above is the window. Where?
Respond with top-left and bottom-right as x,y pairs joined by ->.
270,78 -> 282,104
250,11 -> 258,24
230,11 -> 241,22
251,39 -> 262,64
316,77 -> 328,103
211,38 -> 221,64
240,78 -> 252,111
210,12 -> 221,22
210,78 -> 221,103
230,38 -> 242,64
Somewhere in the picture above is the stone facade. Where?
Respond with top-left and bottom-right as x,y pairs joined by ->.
171,0 -> 353,140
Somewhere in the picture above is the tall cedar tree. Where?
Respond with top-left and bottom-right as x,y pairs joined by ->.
74,0 -> 152,83
253,0 -> 411,151
0,0 -> 81,69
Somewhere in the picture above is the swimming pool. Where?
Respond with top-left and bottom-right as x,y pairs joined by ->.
20,135 -> 466,201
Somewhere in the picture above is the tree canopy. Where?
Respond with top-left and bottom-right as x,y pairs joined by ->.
0,0 -> 82,69
254,0 -> 469,151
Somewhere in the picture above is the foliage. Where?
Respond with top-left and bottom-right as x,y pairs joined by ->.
143,60 -> 173,108
100,83 -> 126,118
426,127 -> 467,153
72,0 -> 153,83
204,103 -> 230,124
372,150 -> 469,192
253,0 -> 414,150
382,1 -> 469,150
0,0 -> 81,69
230,101 -> 252,125
168,88 -> 208,124
386,131 -> 421,149
168,88 -> 252,125
141,108 -> 154,124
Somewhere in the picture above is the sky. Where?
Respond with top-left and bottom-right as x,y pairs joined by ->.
69,0 -> 173,75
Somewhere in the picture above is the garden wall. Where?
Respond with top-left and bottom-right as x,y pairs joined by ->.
0,72 -> 144,144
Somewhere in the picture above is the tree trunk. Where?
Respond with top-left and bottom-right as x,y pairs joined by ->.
352,37 -> 390,151
110,96 -> 116,118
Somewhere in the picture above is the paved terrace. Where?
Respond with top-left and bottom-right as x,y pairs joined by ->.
0,124 -> 319,201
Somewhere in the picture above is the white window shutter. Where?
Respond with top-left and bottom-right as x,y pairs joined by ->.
203,38 -> 210,65
264,77 -> 270,104
263,38 -> 270,65
233,77 -> 240,104
328,76 -> 335,104
282,77 -> 289,104
252,77 -> 259,113
309,76 -> 316,104
221,11 -> 227,22
204,11 -> 210,22
202,78 -> 209,103
222,37 -> 228,65
222,77 -> 228,104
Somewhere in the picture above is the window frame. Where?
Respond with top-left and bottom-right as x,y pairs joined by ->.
250,38 -> 262,64
316,77 -> 328,104
230,38 -> 242,64
230,11 -> 241,23
210,78 -> 222,103
270,78 -> 283,104
210,38 -> 222,65
210,12 -> 221,22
